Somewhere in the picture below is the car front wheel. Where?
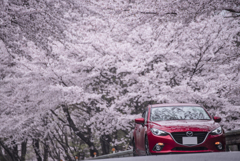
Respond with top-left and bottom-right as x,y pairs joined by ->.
145,136 -> 151,155
132,139 -> 137,156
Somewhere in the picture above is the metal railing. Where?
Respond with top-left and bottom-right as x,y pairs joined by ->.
88,129 -> 240,160
225,129 -> 240,151
86,150 -> 132,160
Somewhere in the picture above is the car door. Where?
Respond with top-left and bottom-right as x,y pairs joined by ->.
138,108 -> 148,152
134,110 -> 145,152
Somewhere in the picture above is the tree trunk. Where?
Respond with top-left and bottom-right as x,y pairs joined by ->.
0,145 -> 8,161
61,104 -> 99,157
43,140 -> 49,161
13,143 -> 19,161
32,139 -> 42,161
21,140 -> 27,161
100,135 -> 112,155
0,140 -> 20,161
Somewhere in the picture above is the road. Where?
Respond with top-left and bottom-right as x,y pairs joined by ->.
89,152 -> 240,161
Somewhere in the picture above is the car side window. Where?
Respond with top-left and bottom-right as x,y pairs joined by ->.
144,109 -> 148,124
142,111 -> 145,118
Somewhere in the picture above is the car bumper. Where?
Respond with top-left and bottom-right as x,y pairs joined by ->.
148,132 -> 225,154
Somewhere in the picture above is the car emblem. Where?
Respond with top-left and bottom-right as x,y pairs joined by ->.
186,131 -> 193,137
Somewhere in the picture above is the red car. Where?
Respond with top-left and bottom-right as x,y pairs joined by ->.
132,103 -> 225,155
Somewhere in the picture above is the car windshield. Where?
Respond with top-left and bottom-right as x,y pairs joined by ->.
150,106 -> 210,121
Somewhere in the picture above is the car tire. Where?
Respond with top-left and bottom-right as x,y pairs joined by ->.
145,136 -> 151,155
132,139 -> 137,156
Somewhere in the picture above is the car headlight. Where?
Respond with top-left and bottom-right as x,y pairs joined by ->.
151,128 -> 168,136
210,127 -> 222,135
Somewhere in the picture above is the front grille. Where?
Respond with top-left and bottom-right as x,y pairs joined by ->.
172,147 -> 208,151
171,132 -> 208,144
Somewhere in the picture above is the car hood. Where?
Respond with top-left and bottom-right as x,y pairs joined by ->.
150,120 -> 219,133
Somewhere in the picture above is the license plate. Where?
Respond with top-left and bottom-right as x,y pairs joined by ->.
182,137 -> 197,145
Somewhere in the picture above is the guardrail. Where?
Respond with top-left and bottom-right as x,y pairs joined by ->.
225,129 -> 240,151
88,129 -> 240,160
86,150 -> 132,160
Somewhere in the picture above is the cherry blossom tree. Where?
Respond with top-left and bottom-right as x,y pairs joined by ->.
0,0 -> 239,160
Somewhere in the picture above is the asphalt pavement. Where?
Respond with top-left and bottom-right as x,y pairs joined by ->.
90,152 -> 240,161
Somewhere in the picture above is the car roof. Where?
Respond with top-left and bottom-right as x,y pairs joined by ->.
148,103 -> 202,108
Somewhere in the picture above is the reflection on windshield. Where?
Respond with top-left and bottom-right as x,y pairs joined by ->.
151,106 -> 210,121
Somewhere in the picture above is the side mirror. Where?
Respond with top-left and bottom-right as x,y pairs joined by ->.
213,116 -> 221,123
135,118 -> 145,124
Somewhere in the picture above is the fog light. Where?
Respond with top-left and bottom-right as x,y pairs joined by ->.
215,142 -> 223,150
156,145 -> 161,151
154,143 -> 164,151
